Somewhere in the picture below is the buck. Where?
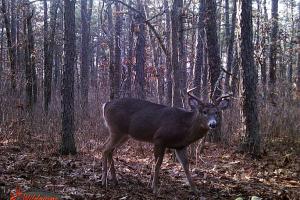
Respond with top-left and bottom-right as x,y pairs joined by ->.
101,90 -> 230,194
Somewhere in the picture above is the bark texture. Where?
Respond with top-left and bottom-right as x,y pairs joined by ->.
60,0 -> 77,155
240,0 -> 261,155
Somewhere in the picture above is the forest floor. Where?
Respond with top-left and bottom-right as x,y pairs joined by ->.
0,136 -> 299,200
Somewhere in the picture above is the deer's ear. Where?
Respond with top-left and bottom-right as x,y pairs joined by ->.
188,97 -> 199,109
188,97 -> 201,110
218,99 -> 229,110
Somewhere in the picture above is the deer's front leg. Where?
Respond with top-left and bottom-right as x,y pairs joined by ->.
152,145 -> 165,195
175,147 -> 198,194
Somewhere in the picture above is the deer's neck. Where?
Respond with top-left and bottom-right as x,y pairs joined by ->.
186,111 -> 208,144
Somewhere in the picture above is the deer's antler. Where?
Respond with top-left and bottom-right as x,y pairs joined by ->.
214,93 -> 233,104
187,86 -> 202,102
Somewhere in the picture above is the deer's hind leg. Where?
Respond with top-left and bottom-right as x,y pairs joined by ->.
102,132 -> 128,186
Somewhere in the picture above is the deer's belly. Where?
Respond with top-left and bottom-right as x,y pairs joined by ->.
128,126 -> 158,143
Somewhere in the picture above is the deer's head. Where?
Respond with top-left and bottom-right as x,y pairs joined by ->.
188,97 -> 229,129
187,88 -> 230,130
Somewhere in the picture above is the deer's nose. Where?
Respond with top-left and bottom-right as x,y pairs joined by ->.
208,120 -> 217,129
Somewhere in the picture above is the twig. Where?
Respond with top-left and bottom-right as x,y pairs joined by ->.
145,9 -> 166,22
108,0 -> 170,61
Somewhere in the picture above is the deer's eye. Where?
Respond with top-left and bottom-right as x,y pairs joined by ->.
203,110 -> 208,115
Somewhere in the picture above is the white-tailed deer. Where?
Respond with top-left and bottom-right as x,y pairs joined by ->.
101,90 -> 230,194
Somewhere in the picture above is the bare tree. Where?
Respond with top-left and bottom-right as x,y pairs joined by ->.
107,2 -> 115,100
1,0 -> 16,91
113,1 -> 122,99
297,2 -> 300,93
43,0 -> 50,111
30,15 -> 37,105
10,0 -> 17,85
0,25 -> 3,87
240,0 -> 260,155
171,0 -> 183,107
80,0 -> 93,114
146,5 -> 163,103
44,0 -> 59,112
194,0 -> 205,97
60,0 -> 77,155
288,1 -> 295,84
164,0 -> 172,105
24,9 -> 32,109
204,0 -> 222,142
178,0 -> 186,99
225,0 -> 237,93
125,0 -> 134,98
261,0 -> 268,93
269,0 -> 279,88
135,1 -> 146,99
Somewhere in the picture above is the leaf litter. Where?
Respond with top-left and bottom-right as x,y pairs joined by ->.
0,139 -> 299,200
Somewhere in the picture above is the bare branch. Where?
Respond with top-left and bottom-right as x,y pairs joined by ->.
108,0 -> 170,60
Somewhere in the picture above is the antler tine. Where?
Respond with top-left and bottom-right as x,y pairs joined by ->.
215,93 -> 233,103
187,86 -> 202,102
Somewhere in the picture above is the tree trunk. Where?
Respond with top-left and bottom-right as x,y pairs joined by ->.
135,1 -> 146,99
88,0 -> 93,88
10,0 -> 17,87
205,0 -> 222,101
202,39 -> 209,101
107,3 -> 115,100
114,2 -> 122,99
269,0 -> 279,87
189,8 -> 196,86
1,0 -> 16,91
146,5 -> 163,103
16,3 -> 21,74
261,0 -> 268,94
255,0 -> 261,47
54,45 -> 61,92
125,0 -> 133,98
27,8 -> 37,105
60,0 -> 77,155
90,45 -> 96,90
297,3 -> 300,94
24,13 -> 32,109
178,0 -> 186,103
0,25 -> 3,88
225,0 -> 237,93
288,3 -> 295,84
53,7 -> 63,93
231,45 -> 239,97
44,0 -> 50,111
171,0 -> 182,107
205,0 -> 222,142
80,0 -> 93,114
44,0 -> 59,112
224,0 -> 230,48
95,1 -> 101,91
194,0 -> 205,97
164,0 -> 172,105
0,25 -> 3,124
240,0 -> 260,156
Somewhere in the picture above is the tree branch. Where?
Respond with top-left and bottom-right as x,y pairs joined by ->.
109,0 -> 170,60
